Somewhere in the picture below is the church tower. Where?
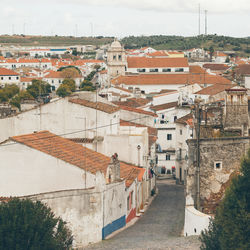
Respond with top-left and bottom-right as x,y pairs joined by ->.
107,39 -> 127,79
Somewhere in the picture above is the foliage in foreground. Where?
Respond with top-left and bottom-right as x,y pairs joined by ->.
0,198 -> 73,250
200,150 -> 250,250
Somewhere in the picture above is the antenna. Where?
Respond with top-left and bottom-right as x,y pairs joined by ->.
90,22 -> 93,37
198,3 -> 201,36
205,10 -> 208,35
23,23 -> 26,35
75,24 -> 78,37
12,24 -> 15,35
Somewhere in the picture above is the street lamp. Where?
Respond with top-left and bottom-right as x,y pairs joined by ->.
137,145 -> 141,166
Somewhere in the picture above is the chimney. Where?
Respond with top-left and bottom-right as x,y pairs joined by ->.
106,153 -> 120,183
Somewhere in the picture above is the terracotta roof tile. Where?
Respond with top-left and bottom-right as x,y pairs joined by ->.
195,84 -> 236,95
151,101 -> 178,112
203,64 -> 230,71
0,68 -> 19,76
69,98 -> 120,114
11,131 -> 140,187
116,104 -> 157,117
112,73 -> 232,86
113,98 -> 150,108
127,57 -> 189,68
175,113 -> 193,125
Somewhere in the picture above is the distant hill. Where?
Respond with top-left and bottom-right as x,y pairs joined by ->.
1,34 -> 250,57
0,35 -> 114,47
121,34 -> 250,57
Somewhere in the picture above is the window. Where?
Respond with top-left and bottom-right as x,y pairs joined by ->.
52,80 -> 54,84
162,114 -> 165,119
162,68 -> 171,72
137,68 -> 146,72
214,161 -> 222,170
150,68 -> 158,72
9,77 -> 11,80
166,154 -> 171,160
175,68 -> 184,72
167,134 -> 172,140
113,55 -> 116,60
118,55 -> 122,60
174,116 -> 177,121
180,129 -> 182,135
127,196 -> 130,211
1,77 -> 3,80
16,77 -> 19,80
59,80 -> 61,83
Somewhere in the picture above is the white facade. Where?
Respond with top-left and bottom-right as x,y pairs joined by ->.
0,97 -> 120,143
126,67 -> 189,74
43,77 -> 84,90
154,106 -> 190,172
120,83 -> 186,94
0,142 -> 95,197
0,75 -> 20,86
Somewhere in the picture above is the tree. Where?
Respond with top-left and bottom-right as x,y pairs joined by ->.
200,150 -> 250,250
26,80 -> 51,99
62,79 -> 76,92
209,46 -> 214,62
80,80 -> 96,91
0,198 -> 73,249
60,68 -> 81,79
56,84 -> 72,97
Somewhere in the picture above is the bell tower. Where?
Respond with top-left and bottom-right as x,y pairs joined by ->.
107,39 -> 127,79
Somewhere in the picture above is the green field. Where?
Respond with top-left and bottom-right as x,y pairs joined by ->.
0,35 -> 114,47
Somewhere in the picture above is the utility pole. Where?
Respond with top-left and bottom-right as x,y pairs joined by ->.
198,3 -> 201,36
194,100 -> 202,210
205,10 -> 208,36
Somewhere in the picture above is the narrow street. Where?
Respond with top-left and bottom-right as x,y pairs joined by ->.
85,179 -> 200,250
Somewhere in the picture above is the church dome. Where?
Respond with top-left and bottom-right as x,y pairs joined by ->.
110,40 -> 122,48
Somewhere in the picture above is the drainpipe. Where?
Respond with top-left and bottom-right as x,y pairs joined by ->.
137,145 -> 141,166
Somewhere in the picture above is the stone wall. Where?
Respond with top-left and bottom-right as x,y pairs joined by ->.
187,136 -> 250,214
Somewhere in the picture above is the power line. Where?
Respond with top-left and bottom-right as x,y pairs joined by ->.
0,115 -> 152,148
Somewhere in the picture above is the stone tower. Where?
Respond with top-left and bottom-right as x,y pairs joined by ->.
107,39 -> 127,79
224,86 -> 249,136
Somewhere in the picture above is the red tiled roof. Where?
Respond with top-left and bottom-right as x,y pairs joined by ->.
203,64 -> 230,71
11,131 -> 141,187
116,104 -> 157,117
127,57 -> 189,68
175,113 -> 193,125
69,98 -> 120,114
113,98 -> 150,108
112,73 -> 232,86
151,101 -> 178,112
0,68 -> 19,76
44,71 -> 63,78
195,84 -> 236,95
147,51 -> 169,57
20,77 -> 33,82
189,65 -> 207,74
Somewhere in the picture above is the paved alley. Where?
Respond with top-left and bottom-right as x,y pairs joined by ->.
85,179 -> 200,250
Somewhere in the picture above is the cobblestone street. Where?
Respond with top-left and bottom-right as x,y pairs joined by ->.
85,179 -> 200,250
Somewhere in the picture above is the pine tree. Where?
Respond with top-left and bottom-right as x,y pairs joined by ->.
0,198 -> 73,250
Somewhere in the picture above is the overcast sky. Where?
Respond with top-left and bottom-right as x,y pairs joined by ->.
1,0 -> 250,38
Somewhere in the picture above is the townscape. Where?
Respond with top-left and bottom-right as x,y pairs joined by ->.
0,18 -> 250,250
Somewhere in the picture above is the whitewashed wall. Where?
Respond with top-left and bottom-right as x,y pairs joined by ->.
0,142 -> 95,196
0,98 -> 120,143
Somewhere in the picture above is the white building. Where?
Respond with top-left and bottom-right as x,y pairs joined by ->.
0,68 -> 20,87
126,57 -> 189,74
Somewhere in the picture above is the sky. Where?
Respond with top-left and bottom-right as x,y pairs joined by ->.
0,0 -> 250,38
